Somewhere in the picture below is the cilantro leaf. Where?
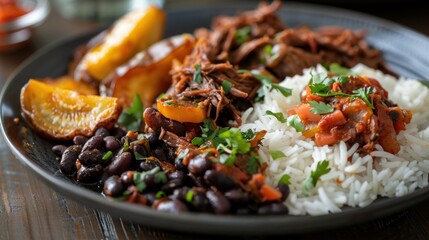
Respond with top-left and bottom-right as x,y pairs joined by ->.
272,83 -> 292,97
270,150 -> 286,160
265,110 -> 286,123
118,94 -> 144,131
102,151 -> 113,161
185,190 -> 194,203
241,129 -> 255,139
329,63 -> 351,75
222,80 -> 232,93
234,26 -> 251,45
286,115 -> 305,132
246,152 -> 262,174
278,174 -> 291,185
193,64 -> 203,84
352,87 -> 374,109
308,101 -> 334,114
302,160 -> 331,195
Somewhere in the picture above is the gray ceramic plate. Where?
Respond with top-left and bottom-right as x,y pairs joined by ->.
1,2 -> 429,236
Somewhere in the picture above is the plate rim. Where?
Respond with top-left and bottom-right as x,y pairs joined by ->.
1,2 -> 429,235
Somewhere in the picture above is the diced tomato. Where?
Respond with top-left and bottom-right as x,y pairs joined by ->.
314,132 -> 339,146
293,103 -> 322,124
317,110 -> 347,131
260,184 -> 282,201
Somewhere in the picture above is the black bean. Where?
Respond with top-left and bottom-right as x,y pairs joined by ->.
204,170 -> 235,192
73,135 -> 88,146
152,148 -> 167,162
52,145 -> 67,157
144,173 -> 156,187
106,152 -> 132,175
257,203 -> 288,215
277,184 -> 290,201
120,171 -> 134,187
146,133 -> 160,147
104,136 -> 121,151
112,127 -> 126,140
206,190 -> 231,214
174,155 -> 186,171
82,136 -> 104,152
132,143 -> 149,158
95,127 -> 110,138
139,160 -> 160,172
161,179 -> 183,193
77,164 -> 103,183
187,174 -> 204,188
103,176 -> 124,197
78,149 -> 103,166
191,190 -> 211,212
168,171 -> 185,181
171,187 -> 190,201
224,189 -> 250,204
188,155 -> 212,176
157,200 -> 189,213
60,145 -> 82,175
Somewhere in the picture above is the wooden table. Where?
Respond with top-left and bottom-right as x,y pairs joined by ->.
1,1 -> 429,239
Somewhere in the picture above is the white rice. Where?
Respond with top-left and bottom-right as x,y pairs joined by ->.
241,64 -> 429,215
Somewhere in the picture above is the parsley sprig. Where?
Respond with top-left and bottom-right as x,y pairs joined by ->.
308,71 -> 375,109
238,70 -> 292,102
118,94 -> 144,131
308,101 -> 334,114
302,160 -> 331,196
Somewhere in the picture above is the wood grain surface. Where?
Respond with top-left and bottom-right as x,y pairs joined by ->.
0,1 -> 428,239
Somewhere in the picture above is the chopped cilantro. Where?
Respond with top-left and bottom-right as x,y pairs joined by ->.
302,160 -> 331,196
118,94 -> 143,131
418,80 -> 429,88
193,64 -> 203,84
241,129 -> 255,140
351,87 -> 374,109
278,174 -> 291,186
102,151 -> 113,161
265,110 -> 287,123
155,191 -> 166,199
134,151 -> 147,161
270,150 -> 286,160
329,63 -> 351,75
246,152 -> 262,174
308,101 -> 334,114
238,70 -> 292,101
286,115 -> 305,132
185,190 -> 194,203
308,72 -> 375,108
222,80 -> 232,93
154,171 -> 167,184
234,26 -> 251,45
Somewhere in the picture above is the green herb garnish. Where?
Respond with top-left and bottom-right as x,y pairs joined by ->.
234,26 -> 251,45
328,63 -> 351,75
241,129 -> 255,140
265,110 -> 287,123
308,101 -> 334,114
118,94 -> 143,131
351,87 -> 374,109
193,64 -> 203,84
134,151 -> 147,161
155,191 -> 166,199
238,70 -> 292,102
286,115 -> 305,132
302,160 -> 331,196
185,190 -> 194,203
246,152 -> 263,174
278,174 -> 291,186
222,80 -> 232,93
270,150 -> 286,160
102,151 -> 113,161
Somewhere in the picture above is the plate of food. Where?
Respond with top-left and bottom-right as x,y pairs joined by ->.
2,1 -> 429,235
